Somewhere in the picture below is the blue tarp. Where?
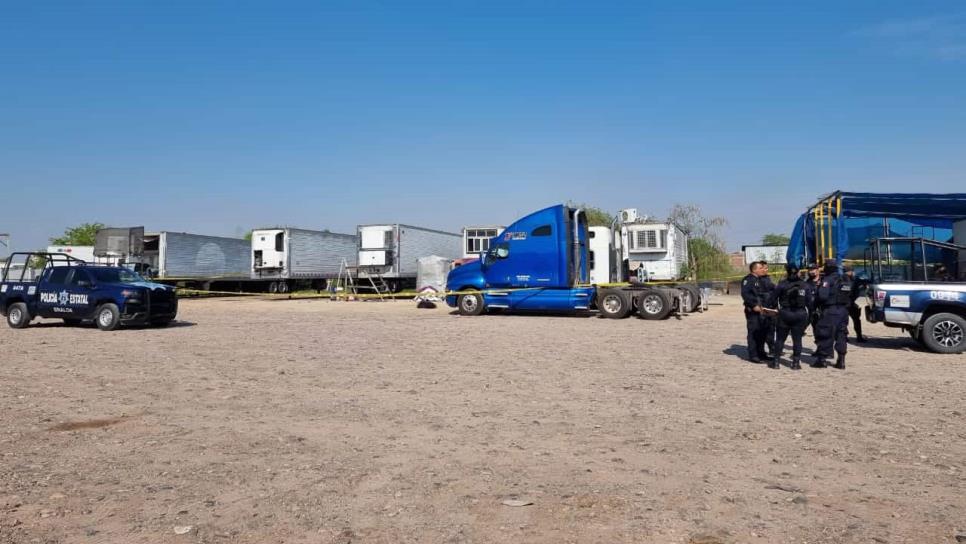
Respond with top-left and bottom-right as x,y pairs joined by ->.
786,191 -> 966,266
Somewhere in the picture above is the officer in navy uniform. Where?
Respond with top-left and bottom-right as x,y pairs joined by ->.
770,264 -> 809,370
814,259 -> 852,369
741,261 -> 774,363
804,263 -> 821,336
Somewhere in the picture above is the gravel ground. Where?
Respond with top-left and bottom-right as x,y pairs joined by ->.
1,295 -> 964,544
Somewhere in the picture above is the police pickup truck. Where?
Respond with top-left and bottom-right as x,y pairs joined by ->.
864,238 -> 965,354
0,252 -> 178,331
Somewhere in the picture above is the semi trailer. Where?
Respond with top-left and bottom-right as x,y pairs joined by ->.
357,224 -> 462,291
251,228 -> 357,293
445,204 -> 702,318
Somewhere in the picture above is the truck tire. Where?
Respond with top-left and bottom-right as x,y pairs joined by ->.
457,291 -> 485,316
679,284 -> 702,312
277,281 -> 290,294
921,313 -> 965,354
637,289 -> 672,320
268,282 -> 279,294
95,303 -> 121,331
6,302 -> 30,329
598,289 -> 631,319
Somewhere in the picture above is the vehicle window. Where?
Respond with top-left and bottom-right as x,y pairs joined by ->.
68,269 -> 91,286
484,243 -> 510,265
589,231 -> 596,239
47,267 -> 70,284
532,225 -> 552,236
89,267 -> 145,283
275,232 -> 284,252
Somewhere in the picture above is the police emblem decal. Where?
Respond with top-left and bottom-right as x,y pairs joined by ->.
58,290 -> 70,306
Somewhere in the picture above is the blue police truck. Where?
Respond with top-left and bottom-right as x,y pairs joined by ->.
1,252 -> 178,331
864,237 -> 965,353
445,204 -> 700,319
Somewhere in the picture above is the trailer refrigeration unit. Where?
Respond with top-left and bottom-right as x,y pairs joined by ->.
445,204 -> 703,319
251,228 -> 357,293
357,224 -> 462,291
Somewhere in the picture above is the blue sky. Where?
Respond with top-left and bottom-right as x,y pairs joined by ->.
2,1 -> 964,253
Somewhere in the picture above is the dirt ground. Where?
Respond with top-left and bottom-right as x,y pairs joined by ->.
1,295 -> 963,544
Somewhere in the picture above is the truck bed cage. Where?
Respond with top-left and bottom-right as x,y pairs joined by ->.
1,252 -> 87,283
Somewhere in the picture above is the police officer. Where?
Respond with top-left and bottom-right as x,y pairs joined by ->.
843,264 -> 868,343
804,263 -> 820,336
770,264 -> 809,370
741,261 -> 774,364
814,259 -> 852,369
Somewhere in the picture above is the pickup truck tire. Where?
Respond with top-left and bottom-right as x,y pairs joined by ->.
637,289 -> 672,320
6,302 -> 30,329
95,303 -> 121,331
598,289 -> 631,319
457,291 -> 485,316
921,313 -> 966,354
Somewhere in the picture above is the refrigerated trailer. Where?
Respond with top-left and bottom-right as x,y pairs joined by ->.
96,227 -> 253,290
251,228 -> 357,293
358,224 -> 462,291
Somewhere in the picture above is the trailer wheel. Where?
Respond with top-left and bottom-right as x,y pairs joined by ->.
679,284 -> 702,312
637,290 -> 672,320
457,291 -> 485,316
268,282 -> 279,294
277,281 -> 289,294
598,289 -> 631,319
921,313 -> 966,354
6,302 -> 30,329
95,303 -> 121,331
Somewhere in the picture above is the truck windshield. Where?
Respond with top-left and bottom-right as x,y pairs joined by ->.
88,268 -> 145,284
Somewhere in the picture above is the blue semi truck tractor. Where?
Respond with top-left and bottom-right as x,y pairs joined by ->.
1,252 -> 178,331
445,204 -> 702,319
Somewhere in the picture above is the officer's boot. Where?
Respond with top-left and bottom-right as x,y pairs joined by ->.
767,357 -> 780,369
811,357 -> 827,368
790,356 -> 801,370
834,354 -> 845,370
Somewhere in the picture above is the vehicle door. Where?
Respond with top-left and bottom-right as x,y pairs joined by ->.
64,268 -> 96,318
35,266 -> 71,317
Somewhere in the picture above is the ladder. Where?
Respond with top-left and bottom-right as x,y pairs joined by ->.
333,259 -> 390,301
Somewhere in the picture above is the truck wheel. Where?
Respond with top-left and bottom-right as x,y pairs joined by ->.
268,282 -> 279,294
63,318 -> 83,326
277,282 -> 289,294
95,303 -> 121,331
457,291 -> 485,316
6,302 -> 30,329
921,313 -> 965,354
679,284 -> 702,312
637,289 -> 672,320
598,289 -> 631,319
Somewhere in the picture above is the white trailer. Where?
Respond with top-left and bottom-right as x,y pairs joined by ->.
46,245 -> 116,265
358,224 -> 462,291
616,209 -> 689,282
251,228 -> 357,293
462,226 -> 505,259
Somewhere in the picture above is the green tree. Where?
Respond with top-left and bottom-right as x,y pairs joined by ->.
243,230 -> 253,241
667,203 -> 731,280
50,222 -> 105,246
761,233 -> 791,245
567,201 -> 615,227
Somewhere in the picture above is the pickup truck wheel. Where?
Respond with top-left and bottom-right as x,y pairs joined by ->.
637,289 -> 672,320
921,313 -> 965,354
598,289 -> 631,319
457,291 -> 485,316
95,303 -> 121,331
7,302 -> 30,329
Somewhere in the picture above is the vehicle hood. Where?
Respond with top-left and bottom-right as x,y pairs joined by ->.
446,260 -> 485,291
120,281 -> 175,292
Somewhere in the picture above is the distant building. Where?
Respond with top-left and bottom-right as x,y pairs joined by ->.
462,226 -> 505,259
729,251 -> 746,270
742,245 -> 788,266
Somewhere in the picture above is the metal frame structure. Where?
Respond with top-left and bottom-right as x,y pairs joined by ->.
864,237 -> 965,284
1,252 -> 87,283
